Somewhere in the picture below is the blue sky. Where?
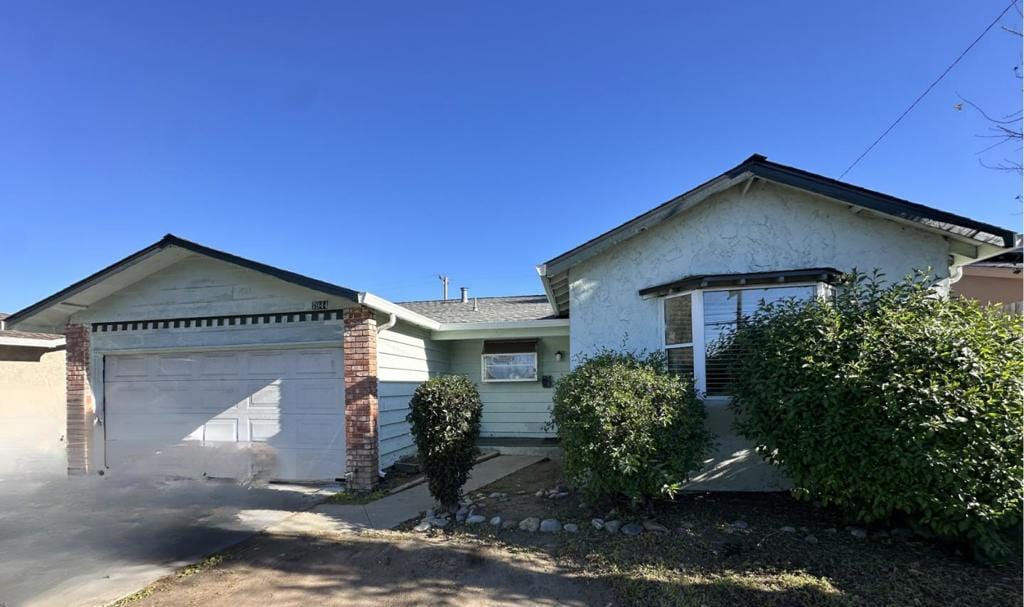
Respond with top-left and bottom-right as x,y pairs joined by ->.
1,1 -> 1020,312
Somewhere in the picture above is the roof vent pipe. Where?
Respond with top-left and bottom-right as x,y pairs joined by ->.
460,287 -> 469,303
473,297 -> 479,311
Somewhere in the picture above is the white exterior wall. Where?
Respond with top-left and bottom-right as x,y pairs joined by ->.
377,321 -> 450,468
69,255 -> 351,477
448,336 -> 569,438
567,181 -> 953,491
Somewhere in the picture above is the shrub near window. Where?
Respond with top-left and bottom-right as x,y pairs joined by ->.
726,271 -> 1024,559
551,350 -> 712,506
407,375 -> 483,511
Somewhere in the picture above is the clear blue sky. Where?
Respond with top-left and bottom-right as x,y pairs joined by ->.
1,1 -> 1020,312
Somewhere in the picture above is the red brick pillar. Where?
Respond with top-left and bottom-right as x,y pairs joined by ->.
65,324 -> 93,475
343,307 -> 379,491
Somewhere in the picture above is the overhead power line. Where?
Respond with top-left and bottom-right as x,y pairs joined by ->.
838,0 -> 1019,179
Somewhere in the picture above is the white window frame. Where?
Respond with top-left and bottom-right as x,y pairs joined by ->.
481,351 -> 539,383
661,281 -> 826,401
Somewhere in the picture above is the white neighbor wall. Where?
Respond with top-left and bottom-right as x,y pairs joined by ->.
567,181 -> 953,491
69,254 -> 352,478
377,321 -> 450,468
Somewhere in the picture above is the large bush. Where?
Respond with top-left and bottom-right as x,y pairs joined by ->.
407,375 -> 483,511
726,271 -> 1023,558
552,350 -> 712,506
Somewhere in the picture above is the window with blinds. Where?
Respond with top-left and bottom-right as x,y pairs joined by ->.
664,293 -> 694,377
703,285 -> 814,396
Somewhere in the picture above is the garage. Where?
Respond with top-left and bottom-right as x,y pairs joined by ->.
104,347 -> 346,481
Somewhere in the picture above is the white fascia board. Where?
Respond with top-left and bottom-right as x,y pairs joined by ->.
431,319 -> 570,341
536,264 -> 562,315
357,292 -> 440,331
0,336 -> 66,348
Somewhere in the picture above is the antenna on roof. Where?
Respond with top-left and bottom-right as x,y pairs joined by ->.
438,275 -> 449,301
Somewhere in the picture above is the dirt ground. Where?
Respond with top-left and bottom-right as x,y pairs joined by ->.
121,460 -> 1022,607
126,530 -> 608,607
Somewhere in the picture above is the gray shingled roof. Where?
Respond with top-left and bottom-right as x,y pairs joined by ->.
398,295 -> 558,323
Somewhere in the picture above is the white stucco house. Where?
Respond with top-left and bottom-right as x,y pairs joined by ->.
4,155 -> 1016,490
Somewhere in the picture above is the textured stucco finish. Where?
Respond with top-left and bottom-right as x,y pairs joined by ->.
567,181 -> 953,491
569,181 -> 952,358
0,347 -> 66,478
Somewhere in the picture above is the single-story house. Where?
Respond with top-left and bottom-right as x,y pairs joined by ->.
0,313 -> 67,478
4,154 -> 1016,490
951,246 -> 1023,313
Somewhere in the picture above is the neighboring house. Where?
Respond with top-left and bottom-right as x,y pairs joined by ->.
0,313 -> 67,478
951,247 -> 1023,313
4,154 -> 1016,491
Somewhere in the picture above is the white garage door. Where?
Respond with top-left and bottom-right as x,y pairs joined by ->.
104,347 -> 345,481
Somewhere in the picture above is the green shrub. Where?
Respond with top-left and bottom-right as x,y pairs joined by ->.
726,270 -> 1023,558
551,350 -> 712,506
407,375 -> 483,511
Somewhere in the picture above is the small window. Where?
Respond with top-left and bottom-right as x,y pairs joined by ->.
482,340 -> 539,382
664,293 -> 694,377
482,352 -> 539,382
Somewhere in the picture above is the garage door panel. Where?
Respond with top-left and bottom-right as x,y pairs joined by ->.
246,351 -> 290,377
198,352 -> 243,378
156,355 -> 198,378
105,347 -> 345,480
285,380 -> 342,411
295,350 -> 340,376
106,355 -> 150,380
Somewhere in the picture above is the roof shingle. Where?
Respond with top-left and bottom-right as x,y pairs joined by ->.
398,295 -> 557,323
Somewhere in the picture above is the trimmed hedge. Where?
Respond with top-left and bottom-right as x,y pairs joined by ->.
551,350 -> 712,506
407,375 -> 483,511
725,271 -> 1023,558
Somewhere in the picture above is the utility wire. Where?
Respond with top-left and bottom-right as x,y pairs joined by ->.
838,0 -> 1019,179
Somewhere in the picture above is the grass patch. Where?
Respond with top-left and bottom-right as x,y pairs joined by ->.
327,489 -> 388,505
108,551 -> 232,606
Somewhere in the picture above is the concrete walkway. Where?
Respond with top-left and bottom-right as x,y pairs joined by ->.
269,455 -> 544,536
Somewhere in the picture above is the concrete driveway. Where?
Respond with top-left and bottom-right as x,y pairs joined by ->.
0,475 -> 335,607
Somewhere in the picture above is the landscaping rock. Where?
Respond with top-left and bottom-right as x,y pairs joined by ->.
732,520 -> 749,529
466,514 -> 487,524
564,523 -> 579,533
488,492 -> 507,499
642,520 -> 668,533
604,520 -> 622,534
621,523 -> 643,536
550,491 -> 570,499
540,519 -> 562,533
535,489 -> 546,498
780,526 -> 797,533
591,518 -> 605,530
804,534 -> 819,544
489,516 -> 503,526
428,517 -> 449,529
825,528 -> 838,534
849,528 -> 868,539
413,521 -> 431,532
501,520 -> 517,530
519,517 -> 541,532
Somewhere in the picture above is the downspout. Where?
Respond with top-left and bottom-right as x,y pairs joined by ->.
948,264 -> 964,285
375,311 -> 397,479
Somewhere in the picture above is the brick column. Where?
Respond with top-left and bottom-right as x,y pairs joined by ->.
343,307 -> 379,491
65,324 -> 93,475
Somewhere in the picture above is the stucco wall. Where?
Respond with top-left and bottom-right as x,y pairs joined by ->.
377,321 -> 450,468
0,347 -> 66,478
448,336 -> 569,438
952,268 -> 1023,306
567,180 -> 953,491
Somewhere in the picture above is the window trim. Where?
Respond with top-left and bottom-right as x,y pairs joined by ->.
481,351 -> 539,383
661,281 -> 825,400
